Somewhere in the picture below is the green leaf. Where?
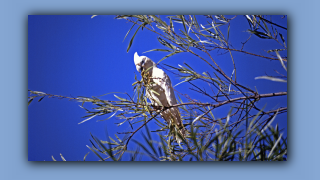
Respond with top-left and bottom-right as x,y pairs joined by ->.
157,37 -> 177,50
169,17 -> 174,32
86,145 -> 105,161
140,15 -> 150,25
275,51 -> 287,71
38,96 -> 45,102
268,133 -> 283,159
193,15 -> 199,29
83,152 -> 90,161
279,33 -> 286,48
255,76 -> 287,83
114,94 -> 127,101
143,49 -> 172,53
127,23 -> 146,53
60,153 -> 66,161
267,49 -> 286,53
97,110 -> 119,122
192,112 -> 207,125
201,24 -> 218,38
247,29 -> 271,39
227,24 -> 230,42
51,156 -> 56,161
149,89 -> 160,96
132,139 -> 158,161
115,102 -> 131,105
150,15 -> 167,27
174,76 -> 197,87
123,21 -> 136,42
184,63 -> 195,71
132,81 -> 139,86
262,18 -> 270,36
28,98 -> 34,106
156,24 -> 167,31
78,113 -> 101,124
179,15 -> 188,33
114,134 -> 123,144
245,15 -> 254,27
261,110 -> 279,134
157,51 -> 181,64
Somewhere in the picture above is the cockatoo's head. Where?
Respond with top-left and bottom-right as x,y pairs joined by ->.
134,52 -> 155,73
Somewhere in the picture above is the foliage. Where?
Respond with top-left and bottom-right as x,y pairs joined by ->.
29,15 -> 287,161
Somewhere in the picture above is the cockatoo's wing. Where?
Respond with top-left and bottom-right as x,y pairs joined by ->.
151,67 -> 185,136
155,69 -> 177,106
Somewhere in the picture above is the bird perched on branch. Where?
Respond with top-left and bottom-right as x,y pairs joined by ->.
134,52 -> 185,142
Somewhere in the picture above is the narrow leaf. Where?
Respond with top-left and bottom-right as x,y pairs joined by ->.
60,153 -> 66,161
28,98 -> 34,106
150,15 -> 167,27
78,113 -> 102,124
38,96 -> 45,102
127,23 -> 144,53
255,76 -> 287,83
86,145 -> 105,161
83,152 -> 90,161
180,15 -> 188,33
193,15 -> 199,29
275,51 -> 287,71
123,22 -> 136,42
279,33 -> 286,48
157,51 -> 180,64
227,24 -> 230,42
143,49 -> 172,53
268,133 -> 283,158
51,156 -> 56,161
261,110 -> 279,133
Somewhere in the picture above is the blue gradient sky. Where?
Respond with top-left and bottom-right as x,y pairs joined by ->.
28,15 -> 287,161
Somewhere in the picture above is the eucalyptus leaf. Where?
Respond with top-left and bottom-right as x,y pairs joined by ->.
255,76 -> 287,83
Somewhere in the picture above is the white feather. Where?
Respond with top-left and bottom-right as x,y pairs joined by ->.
134,52 -> 185,140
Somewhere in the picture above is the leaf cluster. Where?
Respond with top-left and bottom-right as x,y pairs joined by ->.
30,15 -> 287,161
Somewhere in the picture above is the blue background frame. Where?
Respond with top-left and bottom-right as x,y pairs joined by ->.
1,0 -> 318,179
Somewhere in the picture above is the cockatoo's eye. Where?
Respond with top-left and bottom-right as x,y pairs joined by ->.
141,57 -> 146,65
139,57 -> 147,72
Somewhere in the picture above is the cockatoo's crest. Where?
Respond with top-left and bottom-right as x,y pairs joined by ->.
134,52 -> 156,73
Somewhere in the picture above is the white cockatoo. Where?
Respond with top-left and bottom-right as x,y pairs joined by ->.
134,52 -> 185,141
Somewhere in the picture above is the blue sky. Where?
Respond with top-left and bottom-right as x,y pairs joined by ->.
28,15 -> 287,161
